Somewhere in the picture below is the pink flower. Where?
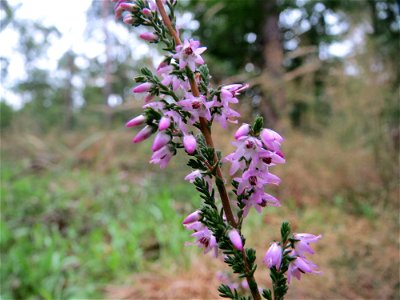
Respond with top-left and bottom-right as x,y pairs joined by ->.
149,145 -> 174,168
132,82 -> 152,93
185,170 -> 213,192
142,8 -> 152,16
178,94 -> 213,123
234,169 -> 281,195
293,233 -> 322,257
183,135 -> 197,154
132,125 -> 153,143
119,2 -> 137,12
242,189 -> 280,217
125,115 -> 146,128
122,13 -> 135,25
139,32 -> 158,42
173,39 -> 207,71
260,128 -> 283,152
228,229 -> 243,251
183,210 -> 201,225
234,124 -> 250,140
263,242 -> 282,270
287,256 -> 321,284
190,226 -> 218,256
158,117 -> 171,131
152,132 -> 171,152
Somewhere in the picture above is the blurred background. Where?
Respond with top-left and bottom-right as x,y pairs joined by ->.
1,0 -> 399,299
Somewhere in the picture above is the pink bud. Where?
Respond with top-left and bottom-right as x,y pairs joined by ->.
183,135 -> 197,154
144,94 -> 154,103
158,117 -> 171,131
234,124 -> 250,140
122,12 -> 136,25
152,132 -> 171,152
139,32 -> 158,42
132,82 -> 152,93
260,128 -> 283,151
183,210 -> 201,225
125,115 -> 146,128
142,8 -> 152,16
119,3 -> 138,12
263,242 -> 282,270
228,229 -> 243,251
132,125 -> 153,143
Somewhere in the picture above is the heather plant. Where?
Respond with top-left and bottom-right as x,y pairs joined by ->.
113,0 -> 321,299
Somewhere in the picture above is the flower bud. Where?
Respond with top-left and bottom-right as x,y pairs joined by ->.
122,14 -> 136,25
263,242 -> 282,270
139,32 -> 158,42
119,3 -> 138,12
132,125 -> 153,143
125,115 -> 146,128
228,229 -> 243,251
132,82 -> 152,93
152,132 -> 171,152
234,124 -> 250,140
158,117 -> 171,131
260,128 -> 283,151
142,8 -> 152,16
183,210 -> 201,225
183,135 -> 197,154
144,94 -> 154,103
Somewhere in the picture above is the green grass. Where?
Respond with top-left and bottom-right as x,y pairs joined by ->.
0,162 -> 199,299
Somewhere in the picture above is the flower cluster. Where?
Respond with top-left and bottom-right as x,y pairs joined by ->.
263,233 -> 321,284
113,1 -> 321,299
183,210 -> 218,256
115,0 -> 245,169
225,123 -> 285,217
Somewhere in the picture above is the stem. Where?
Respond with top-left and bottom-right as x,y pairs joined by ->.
156,1 -> 261,299
242,250 -> 262,300
156,0 -> 181,45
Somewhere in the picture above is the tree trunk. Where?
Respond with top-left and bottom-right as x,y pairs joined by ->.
260,0 -> 285,127
64,54 -> 74,130
102,0 -> 113,127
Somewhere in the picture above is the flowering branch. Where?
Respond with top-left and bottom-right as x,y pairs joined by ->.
156,0 -> 237,229
112,1 -> 321,299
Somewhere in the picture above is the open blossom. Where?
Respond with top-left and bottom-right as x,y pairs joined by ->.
263,242 -> 282,270
287,256 -> 321,283
157,61 -> 186,92
184,222 -> 218,256
293,233 -> 322,257
173,39 -> 207,71
149,145 -> 174,168
234,169 -> 280,195
178,94 -> 213,123
242,189 -> 280,216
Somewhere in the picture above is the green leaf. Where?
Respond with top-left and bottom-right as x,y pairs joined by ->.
280,221 -> 291,244
251,116 -> 264,136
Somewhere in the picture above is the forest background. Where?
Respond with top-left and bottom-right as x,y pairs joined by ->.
1,0 -> 399,299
